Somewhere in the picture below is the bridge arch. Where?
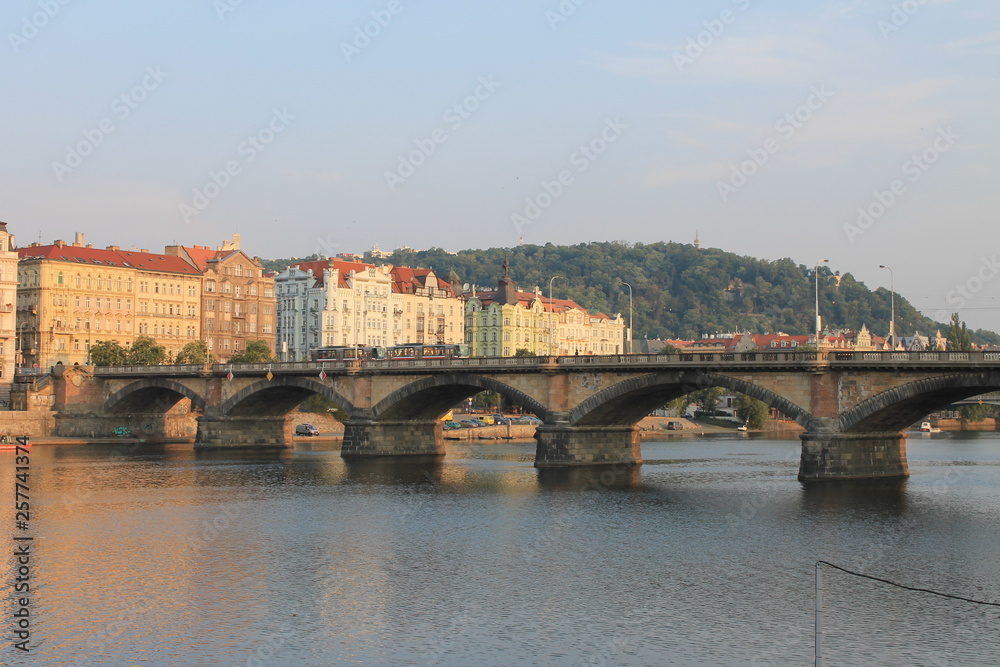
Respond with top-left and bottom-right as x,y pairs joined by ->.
569,371 -> 814,428
372,374 -> 549,422
221,376 -> 355,417
104,379 -> 207,414
840,371 -> 1000,433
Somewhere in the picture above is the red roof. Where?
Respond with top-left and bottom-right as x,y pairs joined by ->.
292,259 -> 374,288
19,244 -> 201,275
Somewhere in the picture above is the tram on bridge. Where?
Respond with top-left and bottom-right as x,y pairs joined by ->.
310,344 -> 471,362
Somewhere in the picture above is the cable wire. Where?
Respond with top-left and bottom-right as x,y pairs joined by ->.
817,561 -> 1000,608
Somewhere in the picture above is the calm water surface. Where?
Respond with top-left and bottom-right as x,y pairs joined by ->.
2,432 -> 999,666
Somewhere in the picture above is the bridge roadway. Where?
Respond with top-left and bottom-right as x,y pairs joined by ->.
48,349 -> 1000,481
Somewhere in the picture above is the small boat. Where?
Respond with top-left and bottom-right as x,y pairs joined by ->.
918,421 -> 941,433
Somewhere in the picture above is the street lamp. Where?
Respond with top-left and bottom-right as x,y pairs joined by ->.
16,321 -> 27,368
622,281 -> 633,354
815,259 -> 829,345
548,275 -> 562,356
879,264 -> 895,350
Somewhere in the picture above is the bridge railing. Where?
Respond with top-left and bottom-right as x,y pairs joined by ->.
86,349 -> 1000,376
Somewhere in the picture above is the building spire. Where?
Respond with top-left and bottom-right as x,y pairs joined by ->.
694,230 -> 701,249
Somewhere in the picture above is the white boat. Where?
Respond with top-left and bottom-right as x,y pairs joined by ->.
918,422 -> 941,433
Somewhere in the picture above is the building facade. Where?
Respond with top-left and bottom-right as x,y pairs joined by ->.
464,259 -> 626,357
274,259 -> 465,361
165,235 -> 277,361
16,237 -> 203,367
0,223 -> 18,402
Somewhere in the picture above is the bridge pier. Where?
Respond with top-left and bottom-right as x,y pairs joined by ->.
798,432 -> 909,481
341,419 -> 445,458
534,425 -> 642,468
195,415 -> 291,449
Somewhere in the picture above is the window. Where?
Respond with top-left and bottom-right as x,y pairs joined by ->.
207,281 -> 216,293
57,272 -> 63,284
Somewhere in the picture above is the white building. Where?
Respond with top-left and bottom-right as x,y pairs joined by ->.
274,258 -> 464,361
0,223 -> 16,403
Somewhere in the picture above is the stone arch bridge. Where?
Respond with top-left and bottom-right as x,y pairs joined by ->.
48,350 -> 1000,481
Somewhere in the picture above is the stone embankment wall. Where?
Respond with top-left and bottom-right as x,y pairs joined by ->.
0,411 -> 57,438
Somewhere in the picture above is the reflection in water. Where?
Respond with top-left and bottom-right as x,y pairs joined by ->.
535,464 -> 642,491
1,435 -> 998,665
800,478 -> 910,515
342,456 -> 446,486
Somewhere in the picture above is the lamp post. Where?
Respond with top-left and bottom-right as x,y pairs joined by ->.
815,259 -> 829,346
622,281 -> 633,354
879,264 -> 895,350
16,321 -> 27,369
548,275 -> 561,356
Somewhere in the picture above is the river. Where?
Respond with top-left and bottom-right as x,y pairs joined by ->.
2,432 -> 998,666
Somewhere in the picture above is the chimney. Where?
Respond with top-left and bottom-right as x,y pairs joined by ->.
140,248 -> 149,253
74,232 -> 84,246
55,239 -> 65,248
86,243 -> 93,248
232,232 -> 240,249
108,245 -> 120,251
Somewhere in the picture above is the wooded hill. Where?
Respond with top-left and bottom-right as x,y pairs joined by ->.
263,241 -> 1000,346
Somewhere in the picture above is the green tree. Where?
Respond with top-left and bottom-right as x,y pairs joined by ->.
947,313 -> 972,351
665,395 -> 690,416
514,348 -> 535,357
299,394 -> 349,422
691,387 -> 725,415
89,340 -> 128,366
229,340 -> 274,363
735,393 -> 769,429
175,340 -> 210,364
959,403 -> 991,424
127,336 -> 167,365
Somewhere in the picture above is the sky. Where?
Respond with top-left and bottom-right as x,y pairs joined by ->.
2,0 -> 998,329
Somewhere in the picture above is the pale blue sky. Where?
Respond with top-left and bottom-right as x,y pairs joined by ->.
2,0 -> 998,327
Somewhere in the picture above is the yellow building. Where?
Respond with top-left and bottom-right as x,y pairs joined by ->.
464,259 -> 626,357
17,237 -> 202,367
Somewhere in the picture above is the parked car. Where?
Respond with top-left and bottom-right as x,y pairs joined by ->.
513,416 -> 542,425
666,421 -> 685,430
464,418 -> 488,428
295,423 -> 320,436
478,415 -> 495,425
443,421 -> 463,430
